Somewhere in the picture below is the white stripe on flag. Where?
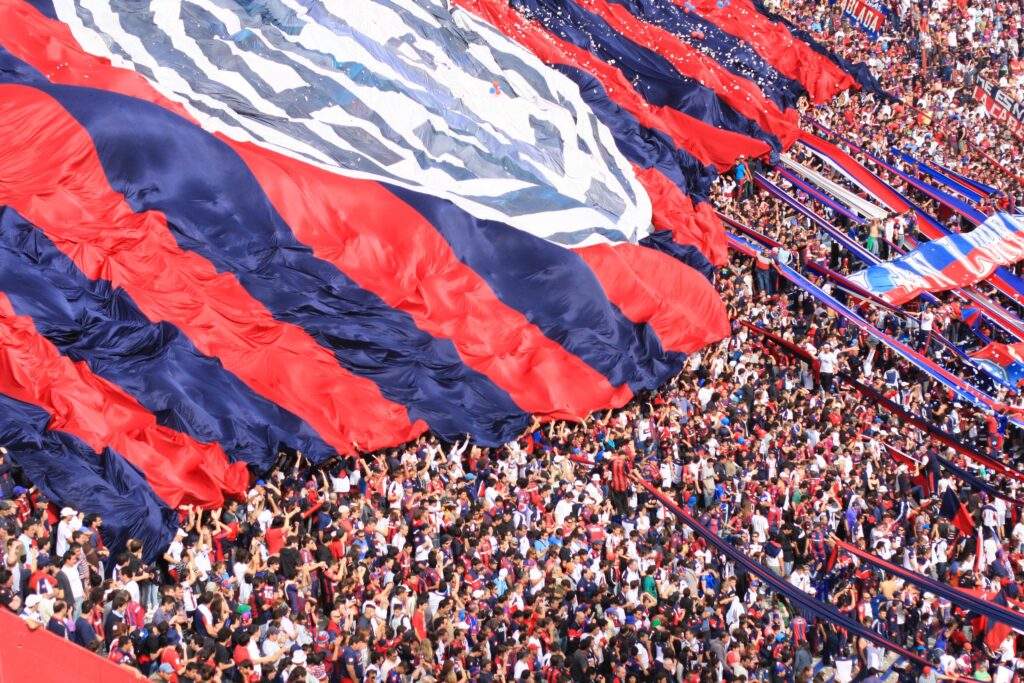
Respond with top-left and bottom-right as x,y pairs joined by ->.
50,0 -> 653,246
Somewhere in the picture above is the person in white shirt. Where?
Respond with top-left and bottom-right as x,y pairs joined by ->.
164,529 -> 186,568
55,508 -> 81,558
59,551 -> 85,619
124,570 -> 141,605
919,308 -> 935,352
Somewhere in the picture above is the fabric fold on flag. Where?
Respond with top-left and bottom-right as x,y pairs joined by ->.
569,0 -> 802,146
557,64 -> 724,265
505,0 -> 785,154
0,394 -> 178,562
610,0 -> 811,109
668,0 -> 854,102
0,206 -> 336,469
457,0 -> 772,168
0,291 -> 250,508
574,242 -> 729,351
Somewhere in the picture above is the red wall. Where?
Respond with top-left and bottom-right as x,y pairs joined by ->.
0,609 -> 138,683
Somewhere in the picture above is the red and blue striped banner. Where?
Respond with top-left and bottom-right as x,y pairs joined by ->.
848,213 -> 1024,305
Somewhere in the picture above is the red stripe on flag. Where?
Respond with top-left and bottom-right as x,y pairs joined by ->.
454,0 -> 771,170
229,139 -> 632,419
682,0 -> 856,103
0,293 -> 248,508
631,164 -> 727,265
0,84 -> 423,454
580,0 -> 801,146
798,133 -> 911,212
574,243 -> 729,352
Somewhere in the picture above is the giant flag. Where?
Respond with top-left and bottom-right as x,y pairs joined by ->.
0,0 -> 744,558
0,0 -> 865,558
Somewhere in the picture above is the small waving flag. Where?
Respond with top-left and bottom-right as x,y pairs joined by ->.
939,487 -> 976,537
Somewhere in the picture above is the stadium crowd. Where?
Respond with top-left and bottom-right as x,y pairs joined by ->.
771,0 -> 1024,204
2,1 -> 1024,683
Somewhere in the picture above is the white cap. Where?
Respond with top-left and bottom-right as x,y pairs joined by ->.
60,507 -> 75,518
291,650 -> 307,665
25,594 -> 42,608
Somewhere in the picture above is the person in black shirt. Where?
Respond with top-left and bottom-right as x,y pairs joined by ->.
569,636 -> 591,682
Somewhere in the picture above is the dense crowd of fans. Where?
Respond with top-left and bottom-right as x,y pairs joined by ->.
2,1 -> 1024,683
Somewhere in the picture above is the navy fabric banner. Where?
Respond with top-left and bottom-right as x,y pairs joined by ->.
0,394 -> 177,562
636,479 -> 938,670
507,0 -> 784,154
892,149 -> 984,203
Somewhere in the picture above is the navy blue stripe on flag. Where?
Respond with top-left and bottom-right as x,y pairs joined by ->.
386,184 -> 686,392
510,0 -> 783,153
605,0 -> 806,111
0,393 -> 177,562
0,206 -> 336,469
0,75 -> 533,445
555,64 -> 717,202
22,0 -> 57,20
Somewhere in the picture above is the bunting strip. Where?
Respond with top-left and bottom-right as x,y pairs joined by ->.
775,165 -> 867,225
892,149 -> 985,203
635,478 -> 955,673
832,538 -> 1024,633
742,321 -> 1024,481
780,155 -> 890,219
